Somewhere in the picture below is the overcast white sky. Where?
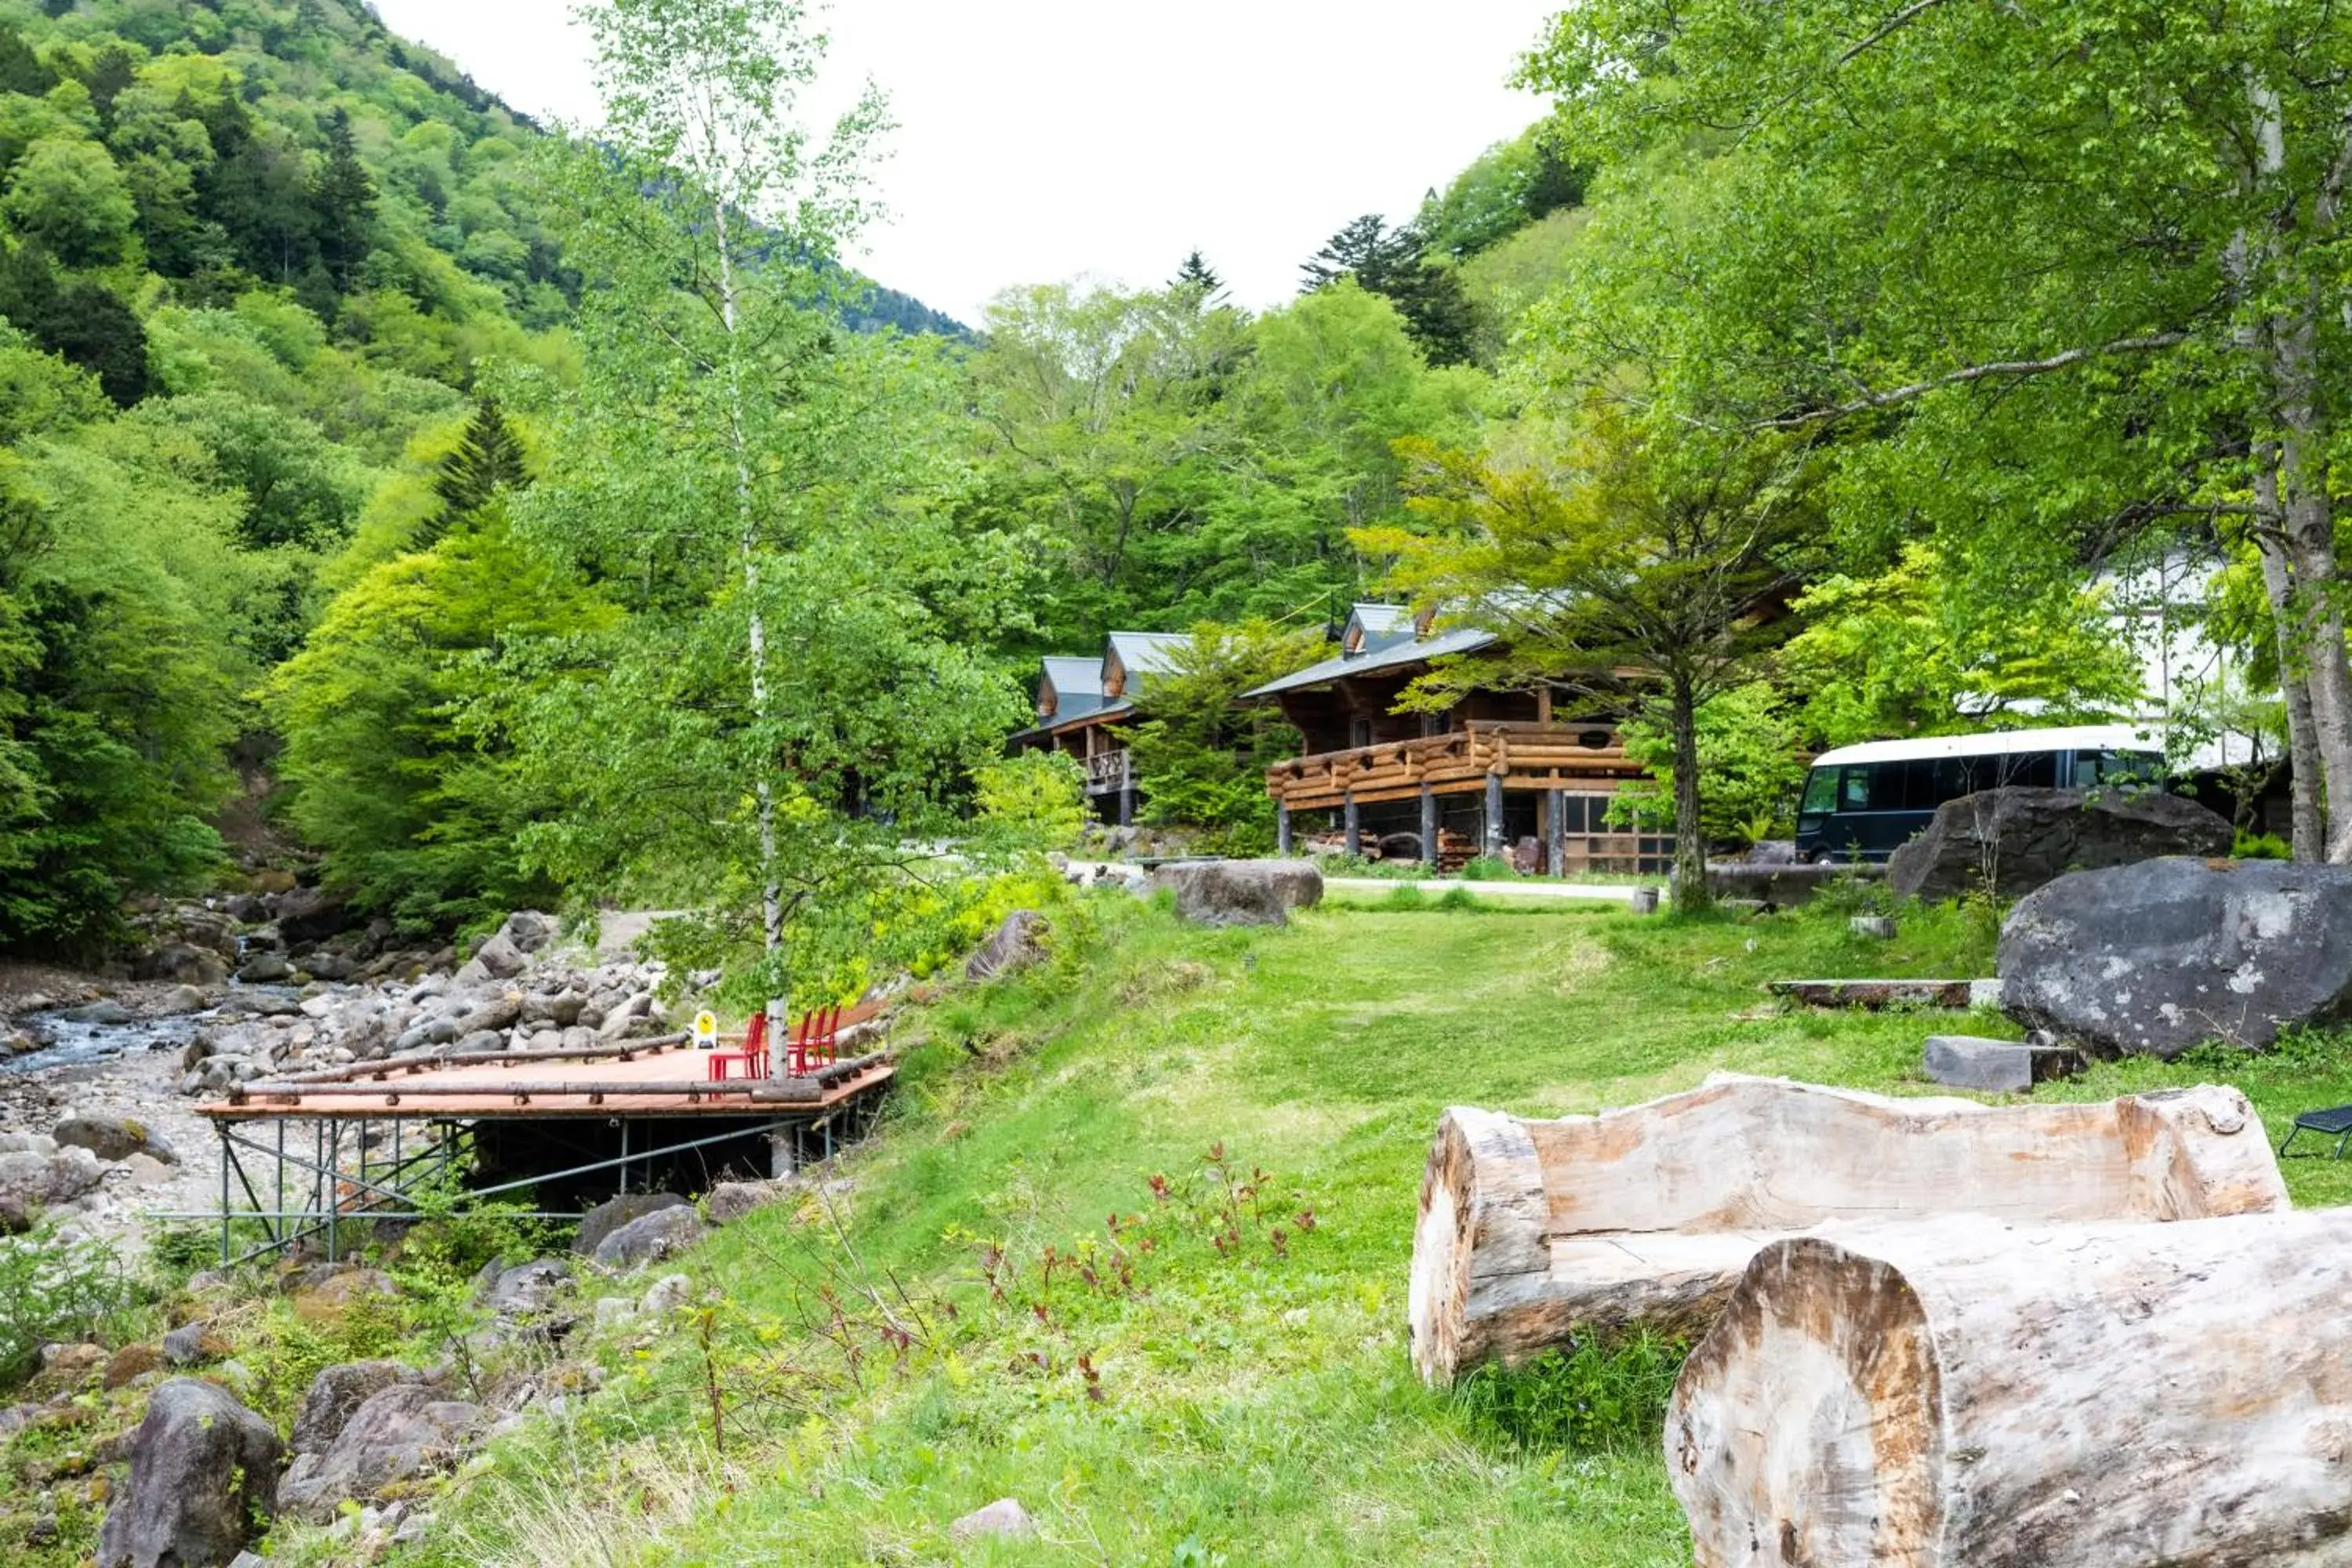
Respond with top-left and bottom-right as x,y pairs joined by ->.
367,0 -> 1563,325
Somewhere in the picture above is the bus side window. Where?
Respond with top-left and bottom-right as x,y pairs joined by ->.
1999,750 -> 2059,789
1841,765 -> 1874,810
1933,756 -> 1973,802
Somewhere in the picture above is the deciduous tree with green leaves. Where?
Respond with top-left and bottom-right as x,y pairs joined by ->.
1523,0 -> 2352,860
515,0 -> 1026,1006
1363,402 -> 1825,909
1116,620 -> 1321,852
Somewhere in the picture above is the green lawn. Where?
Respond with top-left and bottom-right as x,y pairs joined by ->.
401,893 -> 2352,1567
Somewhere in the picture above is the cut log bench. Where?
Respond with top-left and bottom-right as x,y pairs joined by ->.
1406,1075 -> 2287,1386
1766,978 -> 1980,1009
1671,1210 -> 2352,1567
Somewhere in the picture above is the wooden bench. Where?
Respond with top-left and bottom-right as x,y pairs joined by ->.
1406,1073 -> 2288,1385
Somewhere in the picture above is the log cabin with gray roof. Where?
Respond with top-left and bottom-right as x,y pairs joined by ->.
1241,604 -> 1668,873
1010,632 -> 1195,825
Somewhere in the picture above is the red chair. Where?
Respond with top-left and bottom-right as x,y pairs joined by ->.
785,1004 -> 841,1076
706,1011 -> 769,1082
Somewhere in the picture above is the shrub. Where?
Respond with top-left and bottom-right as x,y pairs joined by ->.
1459,855 -> 1515,881
973,751 -> 1088,853
0,1227 -> 132,1386
2235,830 -> 2291,860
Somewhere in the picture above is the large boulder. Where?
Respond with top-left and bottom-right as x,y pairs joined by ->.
592,1206 -> 706,1271
1887,786 -> 2231,903
289,1360 -> 408,1456
452,931 -> 526,987
133,943 -> 229,986
572,1191 -> 686,1258
1999,856 -> 2352,1058
0,1145 -> 104,1208
97,1378 -> 282,1568
965,910 -> 1047,982
275,1385 -> 484,1523
1149,859 -> 1323,927
476,1258 -> 571,1317
54,1115 -> 170,1164
274,886 -> 358,945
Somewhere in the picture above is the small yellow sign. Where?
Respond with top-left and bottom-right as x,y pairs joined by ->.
692,1010 -> 719,1047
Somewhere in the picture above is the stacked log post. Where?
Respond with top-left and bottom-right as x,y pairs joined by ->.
1671,1210 -> 2352,1567
1406,1076 -> 2286,1385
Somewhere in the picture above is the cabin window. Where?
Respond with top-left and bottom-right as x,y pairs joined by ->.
1351,718 -> 1374,748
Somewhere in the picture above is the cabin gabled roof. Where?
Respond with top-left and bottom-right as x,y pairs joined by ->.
1039,656 -> 1111,723
1241,623 -> 1497,700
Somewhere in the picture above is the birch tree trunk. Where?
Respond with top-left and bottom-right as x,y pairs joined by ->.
707,139 -> 783,958
2245,78 -> 2352,859
1407,1077 -> 2285,1386
1671,1210 -> 2352,1567
2252,463 -> 2325,859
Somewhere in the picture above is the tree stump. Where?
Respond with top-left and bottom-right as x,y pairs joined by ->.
1671,1210 -> 2352,1566
1406,1076 -> 2286,1385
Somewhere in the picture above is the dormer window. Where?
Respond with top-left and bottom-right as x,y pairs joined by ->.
1344,624 -> 1365,655
1038,677 -> 1058,720
1103,653 -> 1126,699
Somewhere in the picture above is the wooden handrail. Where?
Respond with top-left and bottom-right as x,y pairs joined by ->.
1272,722 -> 1625,779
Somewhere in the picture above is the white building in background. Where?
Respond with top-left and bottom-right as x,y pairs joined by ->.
2102,551 -> 2277,775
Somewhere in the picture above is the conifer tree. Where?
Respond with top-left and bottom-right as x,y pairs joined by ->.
1172,249 -> 1225,303
425,396 -> 528,543
310,109 -> 377,293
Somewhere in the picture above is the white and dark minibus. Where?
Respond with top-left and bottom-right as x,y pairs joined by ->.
1793,724 -> 2167,862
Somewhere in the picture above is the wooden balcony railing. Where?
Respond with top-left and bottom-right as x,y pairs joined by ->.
1265,722 -> 1643,811
1086,750 -> 1131,794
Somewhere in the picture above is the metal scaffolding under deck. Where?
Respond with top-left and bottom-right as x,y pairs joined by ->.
191,1035 -> 895,1266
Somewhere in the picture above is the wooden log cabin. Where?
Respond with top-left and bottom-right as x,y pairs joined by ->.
1243,604 -> 1670,874
1009,632 -> 1191,826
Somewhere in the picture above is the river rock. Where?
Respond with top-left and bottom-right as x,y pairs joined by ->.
573,1191 -> 686,1257
950,1498 -> 1037,1542
454,931 -> 526,987
704,1180 -> 786,1225
290,1269 -> 399,1323
1999,856 -> 2352,1058
274,886 -> 358,945
162,1323 -> 229,1367
135,944 -> 229,986
276,1385 -> 483,1523
234,954 -> 292,984
965,909 -> 1047,981
1149,859 -> 1324,927
154,985 -> 211,1016
96,1378 -> 281,1568
0,1145 -> 104,1207
290,1360 -> 409,1455
476,1258 -> 571,1316
54,1115 -> 166,1163
499,910 -> 560,954
1886,786 -> 2232,902
64,999 -> 135,1025
592,1207 -> 706,1271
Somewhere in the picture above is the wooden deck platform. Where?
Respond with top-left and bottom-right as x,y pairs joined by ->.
195,1035 -> 895,1121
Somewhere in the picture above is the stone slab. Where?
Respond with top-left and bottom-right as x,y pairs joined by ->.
1922,1035 -> 2087,1093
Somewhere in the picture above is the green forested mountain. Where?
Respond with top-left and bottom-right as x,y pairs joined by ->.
0,0 -> 971,951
